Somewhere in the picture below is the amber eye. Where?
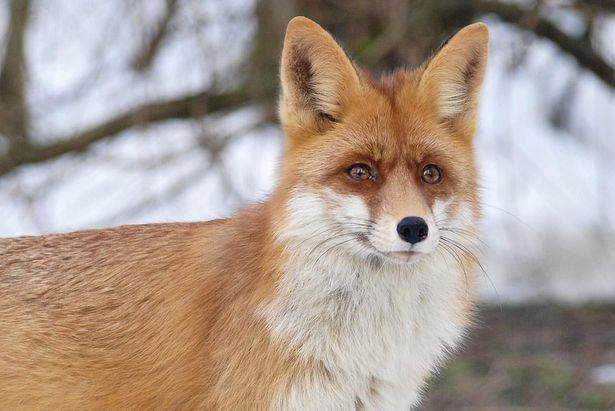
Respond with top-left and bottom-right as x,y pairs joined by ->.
348,163 -> 372,181
421,164 -> 441,184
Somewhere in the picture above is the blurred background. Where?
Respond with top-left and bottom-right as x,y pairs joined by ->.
0,0 -> 613,408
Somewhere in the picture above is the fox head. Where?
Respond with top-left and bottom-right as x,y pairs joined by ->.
274,17 -> 488,266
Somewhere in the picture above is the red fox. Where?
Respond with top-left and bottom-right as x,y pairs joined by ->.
0,16 -> 488,410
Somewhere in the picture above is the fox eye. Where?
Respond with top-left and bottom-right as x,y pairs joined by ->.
348,163 -> 373,181
421,164 -> 441,184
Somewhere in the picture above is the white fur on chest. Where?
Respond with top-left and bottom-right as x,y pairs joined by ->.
262,250 -> 468,411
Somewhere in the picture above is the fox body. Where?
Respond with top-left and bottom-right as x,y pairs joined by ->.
0,17 -> 488,410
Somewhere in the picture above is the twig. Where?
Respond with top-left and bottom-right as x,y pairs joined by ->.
0,88 -> 254,176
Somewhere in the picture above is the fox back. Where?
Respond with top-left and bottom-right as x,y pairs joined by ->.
0,17 -> 488,410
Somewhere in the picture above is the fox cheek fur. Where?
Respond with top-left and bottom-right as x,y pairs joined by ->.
0,16 -> 487,411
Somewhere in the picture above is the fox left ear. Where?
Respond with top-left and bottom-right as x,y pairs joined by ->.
420,23 -> 489,134
279,17 -> 361,134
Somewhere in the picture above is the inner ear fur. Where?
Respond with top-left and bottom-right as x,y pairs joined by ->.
279,17 -> 361,132
420,23 -> 489,130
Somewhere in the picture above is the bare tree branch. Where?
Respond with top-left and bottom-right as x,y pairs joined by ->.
474,0 -> 615,88
132,0 -> 179,72
358,0 -> 409,66
576,0 -> 615,12
0,0 -> 31,141
0,88 -> 253,176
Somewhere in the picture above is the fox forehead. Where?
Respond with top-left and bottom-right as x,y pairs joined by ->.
292,69 -> 470,162
288,73 -> 474,181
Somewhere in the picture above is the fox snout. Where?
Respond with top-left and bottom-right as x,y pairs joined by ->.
396,216 -> 429,244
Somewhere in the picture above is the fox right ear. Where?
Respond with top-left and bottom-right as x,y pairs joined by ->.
279,17 -> 361,134
419,23 -> 489,136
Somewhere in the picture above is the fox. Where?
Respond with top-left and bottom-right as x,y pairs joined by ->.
0,16 -> 488,410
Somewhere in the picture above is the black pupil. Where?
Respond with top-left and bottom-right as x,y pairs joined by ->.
425,166 -> 438,181
353,165 -> 367,178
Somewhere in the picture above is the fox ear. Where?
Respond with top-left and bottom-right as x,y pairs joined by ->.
420,23 -> 489,131
279,17 -> 361,132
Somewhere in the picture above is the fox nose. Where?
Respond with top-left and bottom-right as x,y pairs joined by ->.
397,217 -> 429,244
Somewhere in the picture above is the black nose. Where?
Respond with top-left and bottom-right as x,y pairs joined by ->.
397,217 -> 429,244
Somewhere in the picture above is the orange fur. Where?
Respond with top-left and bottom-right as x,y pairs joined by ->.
0,17 -> 488,409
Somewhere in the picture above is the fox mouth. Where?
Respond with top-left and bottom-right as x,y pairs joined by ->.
357,234 -> 425,263
378,250 -> 424,263
387,250 -> 421,258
